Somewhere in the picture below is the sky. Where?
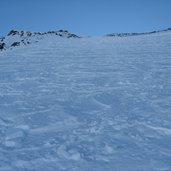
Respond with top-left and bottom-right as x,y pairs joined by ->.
1,0 -> 171,36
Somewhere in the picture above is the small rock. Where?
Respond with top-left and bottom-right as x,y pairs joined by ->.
0,42 -> 5,50
11,42 -> 20,47
8,30 -> 20,36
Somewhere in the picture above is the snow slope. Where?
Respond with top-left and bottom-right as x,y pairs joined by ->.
0,30 -> 171,171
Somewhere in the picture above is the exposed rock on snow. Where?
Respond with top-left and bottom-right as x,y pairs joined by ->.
0,29 -> 81,51
0,42 -> 5,50
106,28 -> 171,37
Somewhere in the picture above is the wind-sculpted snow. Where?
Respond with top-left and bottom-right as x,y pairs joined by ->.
0,31 -> 171,171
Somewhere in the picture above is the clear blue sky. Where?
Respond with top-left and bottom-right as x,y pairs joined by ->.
1,0 -> 171,36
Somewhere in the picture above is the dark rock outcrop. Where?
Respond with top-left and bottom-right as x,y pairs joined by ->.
106,28 -> 171,37
0,29 -> 81,51
58,30 -> 68,33
20,31 -> 24,37
67,33 -> 80,38
0,42 -> 5,50
8,30 -> 20,36
11,42 -> 20,47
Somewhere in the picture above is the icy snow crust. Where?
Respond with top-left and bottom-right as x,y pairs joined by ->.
0,31 -> 171,171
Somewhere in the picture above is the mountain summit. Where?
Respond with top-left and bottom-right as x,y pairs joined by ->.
0,29 -> 81,51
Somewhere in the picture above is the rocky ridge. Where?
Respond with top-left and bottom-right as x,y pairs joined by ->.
0,29 -> 81,51
106,28 -> 171,37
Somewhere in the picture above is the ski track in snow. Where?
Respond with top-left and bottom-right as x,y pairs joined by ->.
0,32 -> 171,171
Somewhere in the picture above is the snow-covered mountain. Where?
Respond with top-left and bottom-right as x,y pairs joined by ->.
0,29 -> 81,51
0,29 -> 171,171
1,28 -> 171,51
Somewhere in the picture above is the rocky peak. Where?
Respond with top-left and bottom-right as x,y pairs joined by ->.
0,29 -> 81,51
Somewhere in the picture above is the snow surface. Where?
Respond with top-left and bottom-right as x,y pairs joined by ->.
0,31 -> 171,171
